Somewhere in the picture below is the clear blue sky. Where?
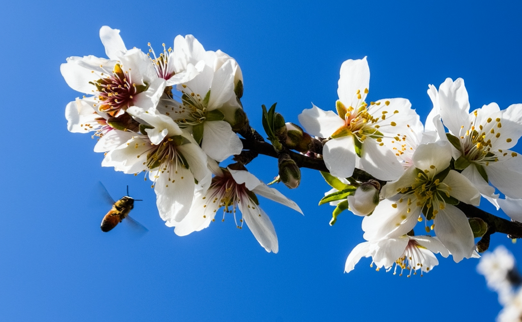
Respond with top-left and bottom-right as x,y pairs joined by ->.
2,0 -> 522,321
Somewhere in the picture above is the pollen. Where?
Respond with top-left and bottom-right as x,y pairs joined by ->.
507,138 -> 512,143
391,122 -> 397,126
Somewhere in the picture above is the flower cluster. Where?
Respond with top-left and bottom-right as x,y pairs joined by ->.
309,59 -> 522,275
478,246 -> 522,321
62,27 -> 522,273
61,26 -> 302,253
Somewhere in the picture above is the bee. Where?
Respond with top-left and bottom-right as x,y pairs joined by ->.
98,183 -> 146,233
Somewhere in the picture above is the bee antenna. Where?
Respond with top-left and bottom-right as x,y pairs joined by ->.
127,185 -> 130,196
134,199 -> 143,202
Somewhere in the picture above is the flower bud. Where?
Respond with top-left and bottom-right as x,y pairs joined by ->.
274,113 -> 287,140
278,154 -> 301,189
347,180 -> 380,216
469,217 -> 488,238
231,108 -> 249,132
285,123 -> 312,153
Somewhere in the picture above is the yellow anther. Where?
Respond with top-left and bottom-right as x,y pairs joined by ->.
507,138 -> 512,143
391,122 -> 397,126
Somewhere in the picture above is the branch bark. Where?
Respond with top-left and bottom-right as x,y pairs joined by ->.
240,130 -> 522,240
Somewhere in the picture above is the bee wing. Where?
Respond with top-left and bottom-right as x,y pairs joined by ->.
97,181 -> 116,205
124,215 -> 149,236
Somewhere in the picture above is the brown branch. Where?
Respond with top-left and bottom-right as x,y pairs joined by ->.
240,129 -> 522,239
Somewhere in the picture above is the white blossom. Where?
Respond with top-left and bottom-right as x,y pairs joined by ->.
345,235 -> 449,276
172,166 -> 302,253
298,57 -> 420,181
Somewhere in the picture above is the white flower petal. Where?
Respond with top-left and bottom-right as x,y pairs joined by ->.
65,97 -> 100,133
102,135 -> 151,174
128,106 -> 182,139
99,26 -> 127,60
412,141 -> 452,175
251,184 -> 303,214
201,121 -> 242,162
360,138 -> 403,181
94,129 -> 134,153
133,78 -> 166,111
178,136 -> 211,189
338,57 -> 370,106
413,236 -> 450,258
60,56 -> 116,94
173,189 -> 217,235
362,197 -> 420,240
445,170 -> 481,206
208,60 -> 234,109
228,169 -> 262,190
241,203 -> 278,253
298,105 -> 344,138
462,166 -> 499,209
155,165 -> 195,224
433,204 -> 474,263
487,162 -> 522,199
438,78 -> 471,135
372,237 -> 408,269
498,197 -> 522,222
323,136 -> 357,178
344,241 -> 372,273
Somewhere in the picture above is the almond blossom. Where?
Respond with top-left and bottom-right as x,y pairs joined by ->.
428,78 -> 522,205
172,165 -> 302,253
102,106 -> 211,223
345,235 -> 449,276
362,141 -> 480,262
298,57 -> 420,181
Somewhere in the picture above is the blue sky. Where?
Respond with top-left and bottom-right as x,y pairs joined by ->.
2,0 -> 522,320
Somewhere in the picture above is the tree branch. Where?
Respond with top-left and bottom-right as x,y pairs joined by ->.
240,129 -> 522,239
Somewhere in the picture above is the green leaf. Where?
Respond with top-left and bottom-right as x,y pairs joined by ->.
321,171 -> 350,190
433,166 -> 451,183
261,105 -> 274,138
318,188 -> 356,206
192,123 -> 204,145
202,90 -> 211,107
206,109 -> 225,121
330,200 -> 349,226
454,155 -> 471,170
475,163 -> 489,182
446,133 -> 462,152
353,137 -> 363,158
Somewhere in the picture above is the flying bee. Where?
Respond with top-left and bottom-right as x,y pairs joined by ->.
98,183 -> 147,233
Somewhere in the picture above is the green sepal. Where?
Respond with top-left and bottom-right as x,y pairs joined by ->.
454,155 -> 471,170
206,109 -> 225,122
192,123 -> 204,144
475,163 -> 489,182
234,80 -> 244,99
330,200 -> 349,226
318,188 -> 356,206
108,120 -> 128,131
320,171 -> 350,190
202,90 -> 211,107
446,133 -> 462,152
433,166 -> 451,183
422,203 -> 435,221
134,82 -> 149,94
353,137 -> 363,158
246,190 -> 259,205
170,135 -> 191,146
441,193 -> 460,205
139,124 -> 153,135
177,150 -> 190,170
